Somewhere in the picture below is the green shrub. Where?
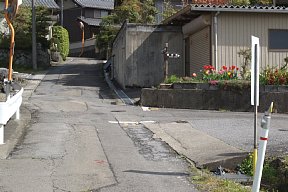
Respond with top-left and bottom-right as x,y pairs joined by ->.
239,153 -> 253,176
52,26 -> 69,60
0,7 -> 51,50
164,75 -> 181,84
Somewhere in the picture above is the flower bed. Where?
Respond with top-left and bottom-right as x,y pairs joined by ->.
143,64 -> 288,113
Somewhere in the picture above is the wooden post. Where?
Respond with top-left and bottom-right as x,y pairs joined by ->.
163,43 -> 168,80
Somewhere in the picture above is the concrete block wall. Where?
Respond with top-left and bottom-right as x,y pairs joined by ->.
112,22 -> 184,88
141,88 -> 288,113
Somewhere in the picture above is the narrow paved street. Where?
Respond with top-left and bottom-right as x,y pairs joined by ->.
0,58 -> 196,192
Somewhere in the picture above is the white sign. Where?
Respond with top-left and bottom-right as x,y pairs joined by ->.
251,36 -> 260,106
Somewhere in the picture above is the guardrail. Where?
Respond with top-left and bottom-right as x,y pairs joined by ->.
0,87 -> 23,144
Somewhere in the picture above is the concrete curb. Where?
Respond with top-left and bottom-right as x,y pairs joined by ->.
0,73 -> 46,159
0,107 -> 31,159
142,122 -> 248,170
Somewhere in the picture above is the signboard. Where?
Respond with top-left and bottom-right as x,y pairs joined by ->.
251,36 -> 260,106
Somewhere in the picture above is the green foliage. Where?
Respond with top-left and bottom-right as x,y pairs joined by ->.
162,0 -> 177,20
238,49 -> 251,80
0,6 -> 51,50
260,66 -> 288,85
249,0 -> 272,5
164,75 -> 181,84
239,153 -> 253,176
52,26 -> 69,60
35,6 -> 51,49
262,163 -> 278,185
96,15 -> 119,58
231,0 -> 273,5
96,0 -> 157,58
191,167 -> 251,192
140,0 -> 157,24
231,0 -> 250,5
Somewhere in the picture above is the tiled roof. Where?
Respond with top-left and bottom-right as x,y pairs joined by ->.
78,16 -> 102,26
190,4 -> 288,13
74,0 -> 114,10
21,0 -> 59,9
163,4 -> 288,25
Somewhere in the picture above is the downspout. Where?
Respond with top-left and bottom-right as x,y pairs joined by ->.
214,11 -> 220,71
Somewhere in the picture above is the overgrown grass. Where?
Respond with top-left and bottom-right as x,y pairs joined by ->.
190,166 -> 251,192
239,154 -> 288,191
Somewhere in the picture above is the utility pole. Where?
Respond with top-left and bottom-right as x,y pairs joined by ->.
61,0 -> 63,26
32,0 -> 37,70
163,43 -> 168,80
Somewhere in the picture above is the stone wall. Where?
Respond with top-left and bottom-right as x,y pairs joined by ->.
0,46 -> 50,69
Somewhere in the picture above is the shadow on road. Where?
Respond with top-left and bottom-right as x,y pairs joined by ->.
43,62 -> 118,100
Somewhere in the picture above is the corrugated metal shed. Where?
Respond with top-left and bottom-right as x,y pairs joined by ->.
74,0 -> 114,10
21,0 -> 59,9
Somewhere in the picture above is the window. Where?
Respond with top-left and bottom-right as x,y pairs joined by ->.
100,10 -> 108,17
269,29 -> 288,50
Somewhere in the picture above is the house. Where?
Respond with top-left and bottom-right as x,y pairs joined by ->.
21,0 -> 59,9
163,4 -> 288,76
0,0 -> 59,35
57,0 -> 114,57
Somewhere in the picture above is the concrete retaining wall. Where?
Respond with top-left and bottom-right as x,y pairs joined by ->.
112,21 -> 184,88
141,88 -> 288,113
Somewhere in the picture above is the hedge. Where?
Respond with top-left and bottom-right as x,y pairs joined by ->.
52,26 -> 69,60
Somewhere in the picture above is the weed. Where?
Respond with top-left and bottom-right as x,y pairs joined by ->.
164,75 -> 181,84
239,153 -> 253,176
190,167 -> 251,192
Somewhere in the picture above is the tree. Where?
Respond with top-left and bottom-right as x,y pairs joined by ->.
96,0 -> 157,58
0,6 -> 51,50
230,0 -> 272,5
35,6 -> 51,49
162,0 -> 177,20
140,0 -> 157,24
249,0 -> 272,5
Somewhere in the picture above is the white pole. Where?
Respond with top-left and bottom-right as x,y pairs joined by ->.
0,124 -> 4,144
15,107 -> 20,120
251,36 -> 260,173
252,102 -> 273,192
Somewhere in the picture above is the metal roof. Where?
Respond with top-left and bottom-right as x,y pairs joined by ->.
21,0 -> 59,9
74,0 -> 114,10
78,16 -> 102,26
163,4 -> 288,25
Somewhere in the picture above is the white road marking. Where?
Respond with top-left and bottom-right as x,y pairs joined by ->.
108,121 -> 156,124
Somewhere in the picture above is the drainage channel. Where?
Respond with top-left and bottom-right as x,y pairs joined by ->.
104,72 -> 134,105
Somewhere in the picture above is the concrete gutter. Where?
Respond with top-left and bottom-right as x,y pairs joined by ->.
104,72 -> 135,105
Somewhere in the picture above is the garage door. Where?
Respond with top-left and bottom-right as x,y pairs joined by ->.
189,26 -> 211,75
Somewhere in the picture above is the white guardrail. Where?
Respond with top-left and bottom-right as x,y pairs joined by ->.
0,87 -> 23,144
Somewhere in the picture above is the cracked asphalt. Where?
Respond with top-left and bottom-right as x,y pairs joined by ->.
0,58 -> 197,192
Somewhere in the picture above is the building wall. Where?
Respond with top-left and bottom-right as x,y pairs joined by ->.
63,0 -> 77,10
215,12 -> 288,70
112,22 -> 184,88
63,8 -> 82,42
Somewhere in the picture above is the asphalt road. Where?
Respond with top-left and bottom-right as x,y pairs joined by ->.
0,58 -> 197,192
